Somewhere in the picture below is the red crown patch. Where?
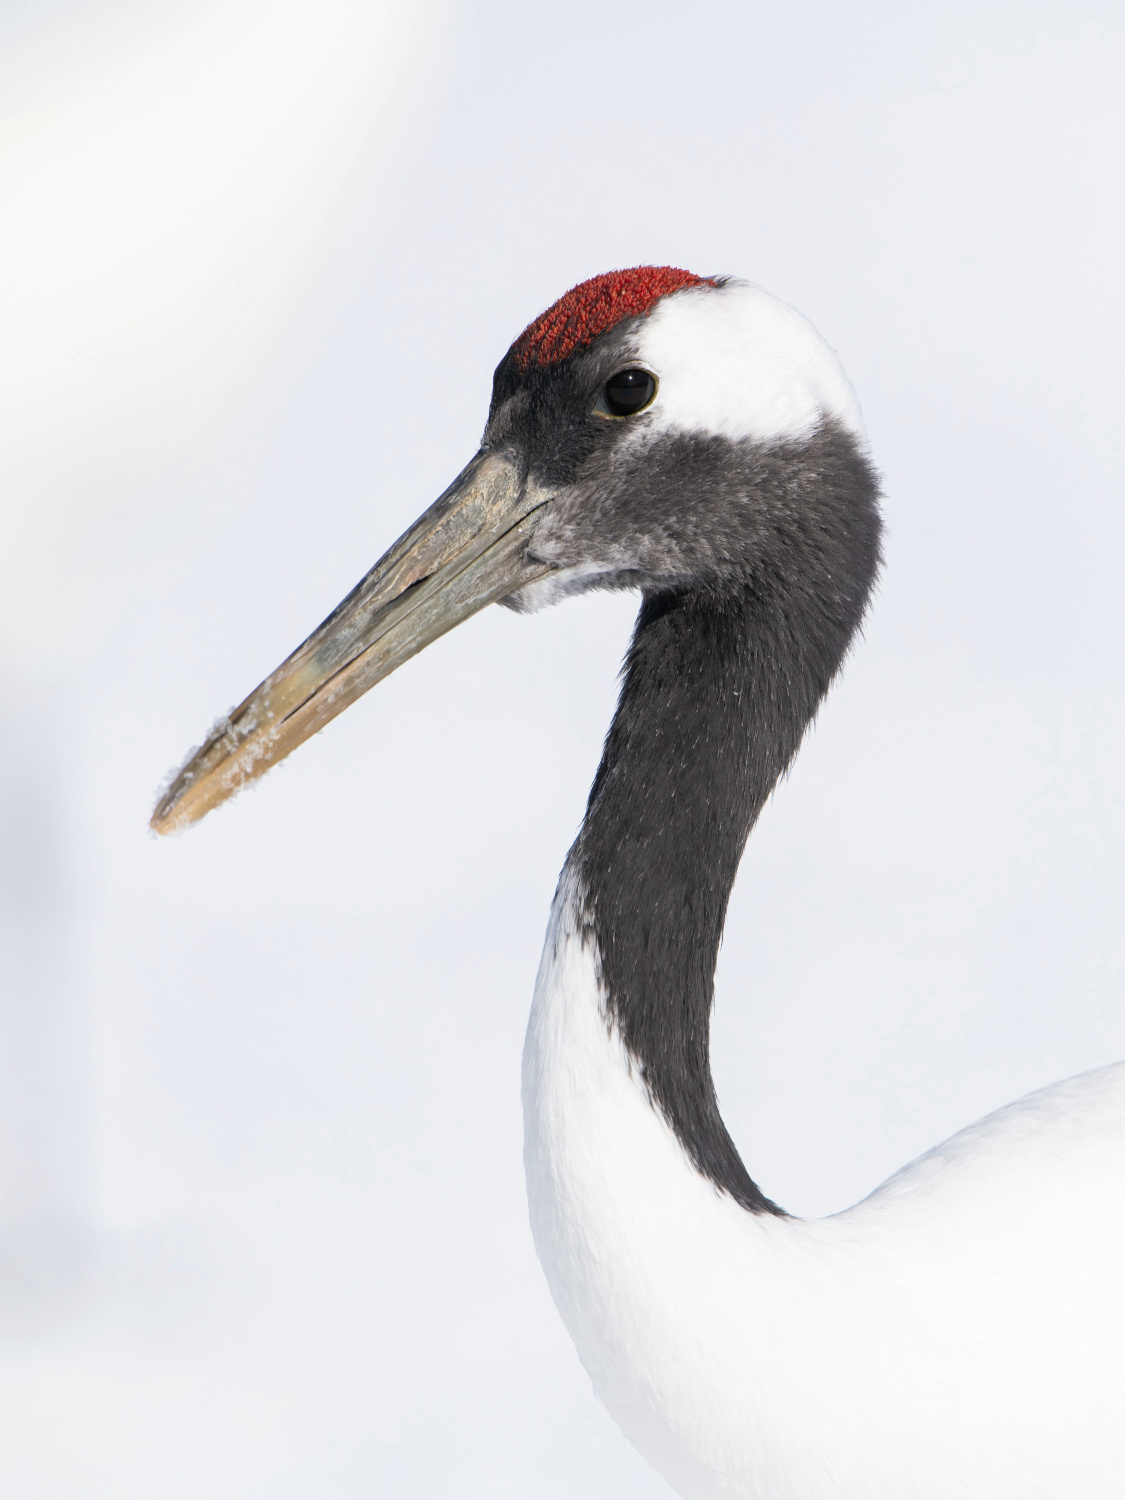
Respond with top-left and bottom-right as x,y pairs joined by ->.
512,266 -> 716,372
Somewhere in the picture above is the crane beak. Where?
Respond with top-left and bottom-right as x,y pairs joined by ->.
150,450 -> 554,835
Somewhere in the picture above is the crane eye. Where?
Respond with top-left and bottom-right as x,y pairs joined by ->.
603,368 -> 656,417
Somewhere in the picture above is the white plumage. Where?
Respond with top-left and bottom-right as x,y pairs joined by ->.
525,873 -> 1125,1499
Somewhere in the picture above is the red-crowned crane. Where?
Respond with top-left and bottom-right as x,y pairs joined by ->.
153,268 -> 1125,1500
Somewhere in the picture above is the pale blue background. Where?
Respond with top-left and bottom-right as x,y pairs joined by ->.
1,2 -> 1123,1494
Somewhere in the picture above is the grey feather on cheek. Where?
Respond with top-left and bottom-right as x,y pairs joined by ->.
508,420 -> 876,604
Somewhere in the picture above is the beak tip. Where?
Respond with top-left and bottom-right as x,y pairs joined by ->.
148,797 -> 181,837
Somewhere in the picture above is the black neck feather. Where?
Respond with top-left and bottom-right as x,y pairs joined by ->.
570,431 -> 881,1213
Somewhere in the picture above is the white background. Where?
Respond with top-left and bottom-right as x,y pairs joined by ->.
1,1 -> 1123,1494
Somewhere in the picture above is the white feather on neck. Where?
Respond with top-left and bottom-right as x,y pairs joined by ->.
522,871 -> 1125,1500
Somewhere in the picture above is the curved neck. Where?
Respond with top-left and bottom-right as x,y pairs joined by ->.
570,439 -> 880,1211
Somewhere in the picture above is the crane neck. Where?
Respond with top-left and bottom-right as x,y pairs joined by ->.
568,436 -> 880,1211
